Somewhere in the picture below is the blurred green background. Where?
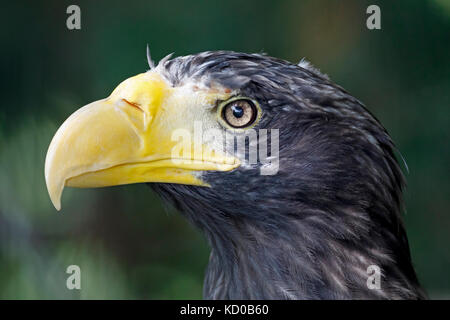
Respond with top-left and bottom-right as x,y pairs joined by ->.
0,0 -> 449,299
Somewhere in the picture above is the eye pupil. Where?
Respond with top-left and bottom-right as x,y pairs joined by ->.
231,105 -> 244,118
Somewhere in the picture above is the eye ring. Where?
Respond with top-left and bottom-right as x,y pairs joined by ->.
217,97 -> 262,130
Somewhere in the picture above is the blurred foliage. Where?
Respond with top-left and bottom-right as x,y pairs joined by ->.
0,0 -> 449,299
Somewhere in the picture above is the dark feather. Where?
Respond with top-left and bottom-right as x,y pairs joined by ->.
152,51 -> 426,299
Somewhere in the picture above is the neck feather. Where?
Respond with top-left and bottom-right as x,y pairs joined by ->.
202,206 -> 424,300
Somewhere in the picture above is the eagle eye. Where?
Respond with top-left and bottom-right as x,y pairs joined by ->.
218,97 -> 261,130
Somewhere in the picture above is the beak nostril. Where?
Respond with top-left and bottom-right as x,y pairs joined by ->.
122,98 -> 143,112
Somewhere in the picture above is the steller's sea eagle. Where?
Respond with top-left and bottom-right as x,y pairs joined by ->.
45,51 -> 426,299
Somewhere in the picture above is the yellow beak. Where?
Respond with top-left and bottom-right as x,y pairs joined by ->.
45,72 -> 239,210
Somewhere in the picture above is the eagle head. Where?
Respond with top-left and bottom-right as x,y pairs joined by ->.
45,51 -> 425,299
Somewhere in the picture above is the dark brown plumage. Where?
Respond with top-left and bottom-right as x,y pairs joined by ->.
151,51 -> 426,299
